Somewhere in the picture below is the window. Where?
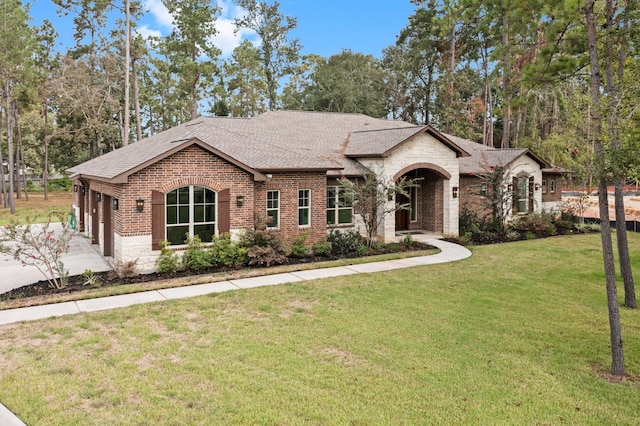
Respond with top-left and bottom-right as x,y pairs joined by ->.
550,179 -> 556,193
542,179 -> 547,194
298,189 -> 310,226
410,185 -> 418,222
267,190 -> 280,228
517,176 -> 529,213
327,186 -> 353,225
166,186 -> 216,245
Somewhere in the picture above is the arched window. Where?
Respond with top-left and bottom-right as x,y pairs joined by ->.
166,186 -> 216,245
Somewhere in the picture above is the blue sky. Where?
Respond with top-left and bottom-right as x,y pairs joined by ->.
27,0 -> 417,58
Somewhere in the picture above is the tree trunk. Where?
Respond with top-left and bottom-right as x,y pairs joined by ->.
603,0 -> 636,309
0,107 -> 5,208
122,0 -> 131,146
585,0 -> 625,375
43,100 -> 49,201
5,80 -> 16,214
501,11 -> 510,149
132,58 -> 142,141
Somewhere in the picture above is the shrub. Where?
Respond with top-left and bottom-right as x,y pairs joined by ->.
182,235 -> 212,271
156,241 -> 180,274
246,246 -> 287,267
115,259 -> 138,278
511,213 -> 555,235
290,233 -> 309,257
208,234 -> 247,268
81,269 -> 101,286
312,241 -> 333,257
402,234 -> 414,248
48,176 -> 73,191
241,225 -> 288,267
327,229 -> 366,255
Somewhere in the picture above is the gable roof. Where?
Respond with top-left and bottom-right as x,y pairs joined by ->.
345,126 -> 469,158
68,111 -> 438,182
444,133 -> 551,174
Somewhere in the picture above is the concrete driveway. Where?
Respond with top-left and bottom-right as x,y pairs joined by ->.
0,223 -> 113,295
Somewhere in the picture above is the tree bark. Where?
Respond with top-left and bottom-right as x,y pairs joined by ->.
122,0 -> 131,146
604,0 -> 636,309
585,0 -> 625,375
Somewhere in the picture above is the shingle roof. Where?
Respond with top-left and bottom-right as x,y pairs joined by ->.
445,133 -> 550,174
345,125 -> 469,158
67,111 -> 429,181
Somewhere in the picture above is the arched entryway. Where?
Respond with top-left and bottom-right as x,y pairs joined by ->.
394,164 -> 450,234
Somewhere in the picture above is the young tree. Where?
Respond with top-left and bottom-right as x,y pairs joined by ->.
235,0 -> 301,110
339,172 -> 418,248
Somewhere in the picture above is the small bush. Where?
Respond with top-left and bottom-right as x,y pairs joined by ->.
246,246 -> 287,267
182,235 -> 211,271
290,233 -> 309,258
312,241 -> 333,257
156,241 -> 180,273
81,269 -> 101,286
328,229 -> 367,255
115,259 -> 138,278
402,234 -> 414,248
241,224 -> 288,267
208,234 -> 247,268
48,176 -> 73,191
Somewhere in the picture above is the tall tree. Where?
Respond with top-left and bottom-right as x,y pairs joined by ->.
284,50 -> 388,117
0,0 -> 36,213
162,0 -> 220,120
234,0 -> 301,110
222,40 -> 268,117
604,0 -> 636,309
584,0 -> 625,376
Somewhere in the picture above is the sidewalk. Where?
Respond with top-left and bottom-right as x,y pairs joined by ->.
0,238 -> 470,424
0,239 -> 470,326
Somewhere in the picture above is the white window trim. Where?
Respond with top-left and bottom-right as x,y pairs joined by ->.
166,186 -> 217,245
327,186 -> 354,226
516,176 -> 529,215
298,189 -> 311,227
267,190 -> 280,229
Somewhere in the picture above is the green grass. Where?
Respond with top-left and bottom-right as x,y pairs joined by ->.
0,192 -> 73,225
0,234 -> 639,425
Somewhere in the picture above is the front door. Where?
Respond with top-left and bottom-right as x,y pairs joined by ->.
395,193 -> 409,231
91,190 -> 99,244
103,195 -> 113,257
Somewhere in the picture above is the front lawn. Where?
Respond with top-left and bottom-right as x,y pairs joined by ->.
0,234 -> 638,425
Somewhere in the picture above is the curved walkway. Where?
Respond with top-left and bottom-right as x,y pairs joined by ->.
0,238 -> 470,426
0,239 -> 470,327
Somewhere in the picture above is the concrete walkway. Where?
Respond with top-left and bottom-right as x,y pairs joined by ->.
0,223 -> 113,294
0,238 -> 470,425
0,238 -> 470,326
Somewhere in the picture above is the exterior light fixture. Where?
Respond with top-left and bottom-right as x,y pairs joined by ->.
96,192 -> 102,202
236,195 -> 245,207
535,183 -> 541,191
136,198 -> 145,213
113,198 -> 119,210
507,184 -> 513,191
452,187 -> 459,198
81,187 -> 86,196
74,185 -> 78,193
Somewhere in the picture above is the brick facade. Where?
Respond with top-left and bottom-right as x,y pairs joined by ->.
72,146 -> 329,271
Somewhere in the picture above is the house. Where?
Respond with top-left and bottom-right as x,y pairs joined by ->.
66,110 -> 563,272
445,133 -> 565,217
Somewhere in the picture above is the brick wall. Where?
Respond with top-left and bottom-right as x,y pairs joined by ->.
255,171 -> 328,246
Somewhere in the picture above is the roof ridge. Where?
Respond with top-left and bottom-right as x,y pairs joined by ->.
351,125 -> 423,134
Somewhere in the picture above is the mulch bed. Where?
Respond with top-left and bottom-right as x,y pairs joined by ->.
1,242 -> 434,303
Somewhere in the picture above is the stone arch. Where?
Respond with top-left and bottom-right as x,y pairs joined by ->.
393,162 -> 451,181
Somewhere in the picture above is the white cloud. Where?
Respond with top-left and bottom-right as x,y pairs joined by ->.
136,25 -> 162,40
145,0 -> 174,29
142,0 -> 257,57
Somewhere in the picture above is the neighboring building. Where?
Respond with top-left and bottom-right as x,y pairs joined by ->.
66,110 -> 563,272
